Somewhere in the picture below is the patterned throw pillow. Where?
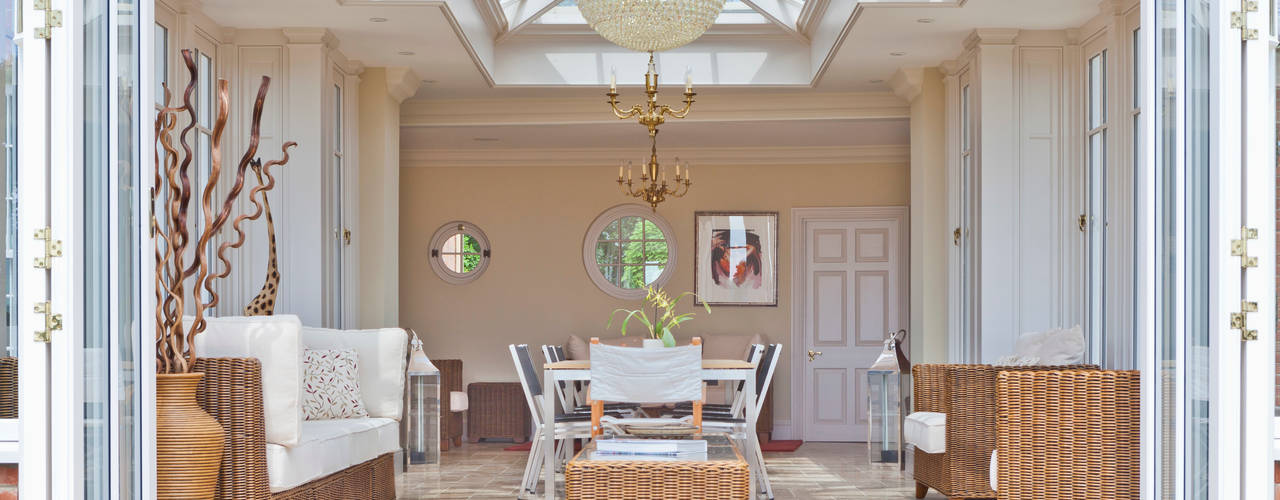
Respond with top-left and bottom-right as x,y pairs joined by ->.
301,348 -> 369,420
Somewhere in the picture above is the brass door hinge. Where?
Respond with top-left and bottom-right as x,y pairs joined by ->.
1230,226 -> 1259,269
1230,300 -> 1259,341
1231,0 -> 1259,40
952,227 -> 961,246
1077,214 -> 1088,232
32,0 -> 62,40
33,301 -> 62,343
33,227 -> 62,269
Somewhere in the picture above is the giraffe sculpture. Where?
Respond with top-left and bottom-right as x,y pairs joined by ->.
244,155 -> 288,316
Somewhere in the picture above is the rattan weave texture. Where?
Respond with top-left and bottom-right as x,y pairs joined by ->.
565,449 -> 749,499
996,370 -> 1139,500
195,357 -> 396,500
436,359 -> 464,448
467,382 -> 530,443
0,357 -> 16,419
910,363 -> 1097,499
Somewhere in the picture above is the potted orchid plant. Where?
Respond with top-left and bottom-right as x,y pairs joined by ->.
607,286 -> 711,347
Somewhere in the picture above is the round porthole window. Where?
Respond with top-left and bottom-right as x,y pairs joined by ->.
428,221 -> 491,284
582,204 -> 677,300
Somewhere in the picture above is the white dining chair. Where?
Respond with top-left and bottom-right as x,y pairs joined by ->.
587,337 -> 705,436
510,344 -> 624,498
669,343 -> 782,498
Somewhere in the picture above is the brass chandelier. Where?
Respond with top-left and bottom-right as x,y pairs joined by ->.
612,53 -> 695,211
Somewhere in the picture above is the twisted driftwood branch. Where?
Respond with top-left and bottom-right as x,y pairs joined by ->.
210,142 -> 296,302
154,50 -> 287,374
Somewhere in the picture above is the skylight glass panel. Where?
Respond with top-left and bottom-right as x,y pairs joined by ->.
531,0 -> 768,25
534,0 -> 587,24
715,1 -> 768,24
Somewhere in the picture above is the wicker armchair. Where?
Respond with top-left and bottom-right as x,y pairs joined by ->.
194,358 -> 396,500
435,359 -> 464,450
0,357 -> 15,419
911,363 -> 1097,499
995,369 -> 1139,499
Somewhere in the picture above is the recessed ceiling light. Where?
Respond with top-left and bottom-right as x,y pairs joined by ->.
869,79 -> 885,84
916,18 -> 935,23
473,137 -> 500,142
397,50 -> 416,56
889,51 -> 907,56
369,17 -> 388,23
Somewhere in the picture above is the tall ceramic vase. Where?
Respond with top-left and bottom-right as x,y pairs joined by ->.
157,372 -> 225,500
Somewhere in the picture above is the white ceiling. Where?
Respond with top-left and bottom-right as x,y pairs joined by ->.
201,0 -> 1101,99
200,0 -> 1095,155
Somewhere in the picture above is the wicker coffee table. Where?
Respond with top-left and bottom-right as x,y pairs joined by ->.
564,434 -> 749,500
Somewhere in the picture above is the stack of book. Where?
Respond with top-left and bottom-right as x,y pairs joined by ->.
594,438 -> 708,461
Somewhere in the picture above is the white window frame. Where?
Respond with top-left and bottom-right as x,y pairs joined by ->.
1084,40 -> 1109,367
582,204 -> 678,300
427,221 -> 491,284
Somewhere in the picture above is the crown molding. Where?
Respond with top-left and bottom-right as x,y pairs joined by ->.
888,68 -> 924,103
963,28 -> 1021,50
282,27 -> 339,48
402,91 -> 908,127
386,67 -> 423,104
401,144 -> 909,168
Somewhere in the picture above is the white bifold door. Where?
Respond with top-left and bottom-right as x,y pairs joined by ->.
1141,0 -> 1274,498
795,207 -> 908,442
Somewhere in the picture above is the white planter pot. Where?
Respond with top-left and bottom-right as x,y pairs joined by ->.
642,338 -> 664,349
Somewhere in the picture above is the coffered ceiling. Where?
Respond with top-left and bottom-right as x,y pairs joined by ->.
201,0 -> 1101,98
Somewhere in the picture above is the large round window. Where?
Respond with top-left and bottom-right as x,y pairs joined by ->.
428,221 -> 491,284
583,205 -> 677,299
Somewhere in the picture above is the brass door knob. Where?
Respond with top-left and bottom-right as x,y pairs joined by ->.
807,350 -> 823,362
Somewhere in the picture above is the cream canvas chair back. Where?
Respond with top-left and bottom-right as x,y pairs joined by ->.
587,337 -> 703,436
588,343 -> 702,403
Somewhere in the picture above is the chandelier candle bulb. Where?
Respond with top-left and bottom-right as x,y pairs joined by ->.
605,52 -> 699,210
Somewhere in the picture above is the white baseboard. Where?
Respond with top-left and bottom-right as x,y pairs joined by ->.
771,420 -> 796,440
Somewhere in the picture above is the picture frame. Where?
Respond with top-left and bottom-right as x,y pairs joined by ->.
694,211 -> 779,306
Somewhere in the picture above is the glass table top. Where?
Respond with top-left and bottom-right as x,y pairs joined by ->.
576,434 -> 740,463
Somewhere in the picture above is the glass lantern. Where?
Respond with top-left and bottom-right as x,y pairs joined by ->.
406,333 -> 441,465
867,330 -> 909,469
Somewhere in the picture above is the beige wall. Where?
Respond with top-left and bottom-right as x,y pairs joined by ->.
399,162 -> 908,425
908,68 -> 950,364
357,68 -> 401,328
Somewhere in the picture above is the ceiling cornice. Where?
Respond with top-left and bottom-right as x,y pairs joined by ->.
888,68 -> 924,104
282,27 -> 339,47
402,91 -> 909,127
963,28 -> 1021,50
401,144 -> 910,168
385,67 -> 423,103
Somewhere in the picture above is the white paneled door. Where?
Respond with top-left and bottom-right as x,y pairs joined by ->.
796,207 -> 908,442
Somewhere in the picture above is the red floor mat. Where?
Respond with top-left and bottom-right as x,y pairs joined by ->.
760,440 -> 803,452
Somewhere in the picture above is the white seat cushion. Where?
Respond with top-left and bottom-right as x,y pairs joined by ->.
302,327 -> 408,420
190,315 -> 303,447
265,417 -> 400,493
990,449 -> 998,491
904,411 -> 946,454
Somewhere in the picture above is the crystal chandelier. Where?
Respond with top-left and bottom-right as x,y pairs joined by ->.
611,54 -> 694,211
577,0 -> 727,52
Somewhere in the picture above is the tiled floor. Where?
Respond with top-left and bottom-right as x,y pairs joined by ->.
397,441 -> 949,499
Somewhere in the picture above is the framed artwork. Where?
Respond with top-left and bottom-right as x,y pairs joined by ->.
694,211 -> 778,306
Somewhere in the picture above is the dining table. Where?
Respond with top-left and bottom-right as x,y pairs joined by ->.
541,359 -> 760,500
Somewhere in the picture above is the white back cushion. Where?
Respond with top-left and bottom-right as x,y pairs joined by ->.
191,315 -> 303,447
301,327 -> 408,421
1036,325 -> 1085,365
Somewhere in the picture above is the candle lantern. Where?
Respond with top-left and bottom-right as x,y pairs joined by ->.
867,329 -> 910,469
406,332 -> 441,465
